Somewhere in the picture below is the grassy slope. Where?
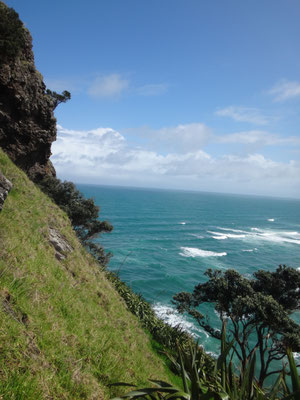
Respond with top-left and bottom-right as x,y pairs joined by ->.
0,149 -> 176,399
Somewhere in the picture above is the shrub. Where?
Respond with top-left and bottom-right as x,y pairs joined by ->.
105,270 -> 200,353
0,2 -> 26,62
46,90 -> 71,109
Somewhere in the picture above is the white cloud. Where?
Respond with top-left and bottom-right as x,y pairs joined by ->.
215,106 -> 270,125
87,74 -> 129,98
136,83 -> 168,96
53,125 -> 125,165
137,123 -> 212,152
268,80 -> 300,102
217,130 -> 300,146
52,124 -> 300,198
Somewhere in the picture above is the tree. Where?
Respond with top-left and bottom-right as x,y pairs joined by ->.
173,266 -> 300,387
0,1 -> 26,62
46,89 -> 71,109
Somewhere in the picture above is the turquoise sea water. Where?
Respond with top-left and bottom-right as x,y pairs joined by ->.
78,184 -> 300,357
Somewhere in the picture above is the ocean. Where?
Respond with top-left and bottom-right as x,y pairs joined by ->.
78,184 -> 300,357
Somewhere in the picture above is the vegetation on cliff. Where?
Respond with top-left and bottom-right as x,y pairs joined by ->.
112,269 -> 300,399
0,149 -> 179,399
38,176 -> 113,265
0,2 -> 26,62
113,327 -> 300,400
46,89 -> 71,110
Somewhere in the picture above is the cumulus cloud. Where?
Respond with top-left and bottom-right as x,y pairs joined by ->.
87,74 -> 129,98
136,83 -> 168,96
52,124 -> 300,197
268,80 -> 300,102
215,106 -> 270,125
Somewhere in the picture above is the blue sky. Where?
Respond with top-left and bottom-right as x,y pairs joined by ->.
6,0 -> 300,198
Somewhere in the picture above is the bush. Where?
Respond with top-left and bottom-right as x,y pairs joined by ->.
106,270 -> 201,353
0,2 -> 26,62
46,90 -> 71,109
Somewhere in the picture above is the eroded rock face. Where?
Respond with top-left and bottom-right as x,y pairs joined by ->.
49,227 -> 73,261
0,2 -> 57,182
0,172 -> 13,211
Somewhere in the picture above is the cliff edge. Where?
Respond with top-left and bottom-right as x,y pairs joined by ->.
0,1 -> 56,182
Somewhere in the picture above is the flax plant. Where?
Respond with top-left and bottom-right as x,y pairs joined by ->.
111,322 -> 300,400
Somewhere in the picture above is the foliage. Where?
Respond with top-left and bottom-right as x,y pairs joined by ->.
85,240 -> 112,266
0,1 -> 26,62
111,322 -> 300,400
106,270 -> 195,351
284,348 -> 300,399
109,333 -> 236,400
0,149 -> 179,399
160,323 -> 263,400
172,266 -> 300,387
46,89 -> 71,109
38,176 -> 113,264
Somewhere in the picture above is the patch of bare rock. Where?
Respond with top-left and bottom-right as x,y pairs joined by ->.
0,171 -> 12,211
49,227 -> 73,261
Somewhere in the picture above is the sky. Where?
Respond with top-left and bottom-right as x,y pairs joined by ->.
6,0 -> 300,198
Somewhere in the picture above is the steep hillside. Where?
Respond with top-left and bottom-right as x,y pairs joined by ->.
0,149 -> 175,399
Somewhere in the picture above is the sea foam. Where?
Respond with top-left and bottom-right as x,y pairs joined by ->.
208,231 -> 246,240
242,248 -> 258,252
250,229 -> 300,245
189,233 -> 204,239
179,247 -> 227,258
152,303 -> 194,331
217,227 -> 248,233
152,303 -> 210,339
210,227 -> 300,245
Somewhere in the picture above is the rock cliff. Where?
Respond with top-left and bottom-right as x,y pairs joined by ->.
0,1 -> 57,182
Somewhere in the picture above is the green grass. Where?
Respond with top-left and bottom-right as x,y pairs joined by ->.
0,149 -> 179,399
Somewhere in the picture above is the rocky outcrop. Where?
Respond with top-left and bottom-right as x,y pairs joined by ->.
0,2 -> 57,182
49,227 -> 73,261
0,171 -> 13,211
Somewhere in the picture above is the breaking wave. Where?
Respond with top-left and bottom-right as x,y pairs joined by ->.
152,303 -> 194,332
242,248 -> 258,252
189,233 -> 204,239
209,227 -> 300,245
179,247 -> 227,258
152,303 -> 210,339
208,231 -> 246,240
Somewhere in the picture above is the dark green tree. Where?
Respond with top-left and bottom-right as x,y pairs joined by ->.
46,89 -> 71,109
0,1 -> 26,62
173,265 -> 300,387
